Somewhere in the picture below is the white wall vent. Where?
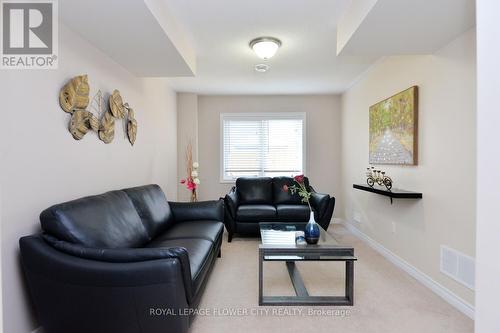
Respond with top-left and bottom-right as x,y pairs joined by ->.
440,245 -> 475,290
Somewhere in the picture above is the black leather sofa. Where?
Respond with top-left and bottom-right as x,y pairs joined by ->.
224,177 -> 335,241
19,184 -> 224,333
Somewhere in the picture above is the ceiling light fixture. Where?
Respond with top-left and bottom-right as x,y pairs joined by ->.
249,37 -> 281,60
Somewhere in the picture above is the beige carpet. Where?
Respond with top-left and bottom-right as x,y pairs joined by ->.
190,225 -> 473,333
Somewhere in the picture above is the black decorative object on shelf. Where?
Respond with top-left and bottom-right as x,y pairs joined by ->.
366,166 -> 393,191
353,184 -> 422,204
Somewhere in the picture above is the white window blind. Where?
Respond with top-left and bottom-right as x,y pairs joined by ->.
221,113 -> 305,181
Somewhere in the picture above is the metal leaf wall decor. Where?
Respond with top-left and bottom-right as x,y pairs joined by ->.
88,90 -> 104,118
126,107 -> 137,146
59,75 -> 90,113
109,90 -> 126,119
69,110 -> 99,140
98,111 -> 115,144
58,75 -> 137,145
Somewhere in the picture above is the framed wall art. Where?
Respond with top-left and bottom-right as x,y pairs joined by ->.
369,86 -> 418,165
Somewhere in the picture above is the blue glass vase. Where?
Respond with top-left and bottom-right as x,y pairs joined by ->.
304,211 -> 320,244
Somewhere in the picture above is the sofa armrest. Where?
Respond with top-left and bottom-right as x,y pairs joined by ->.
224,186 -> 239,219
40,233 -> 193,298
309,186 -> 331,219
168,200 -> 224,223
20,235 -> 190,333
23,235 -> 190,287
308,186 -> 336,230
42,233 -> 189,263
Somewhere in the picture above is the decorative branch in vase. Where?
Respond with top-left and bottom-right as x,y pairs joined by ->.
283,175 -> 320,244
180,142 -> 200,202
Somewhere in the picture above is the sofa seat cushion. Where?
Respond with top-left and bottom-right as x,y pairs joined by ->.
276,204 -> 310,221
236,204 -> 276,222
146,238 -> 213,281
153,220 -> 224,243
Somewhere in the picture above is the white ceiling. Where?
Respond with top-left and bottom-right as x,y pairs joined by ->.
60,0 -> 195,77
60,0 -> 476,95
337,0 -> 476,56
165,0 -> 379,95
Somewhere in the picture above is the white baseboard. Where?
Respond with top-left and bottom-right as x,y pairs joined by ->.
340,220 -> 475,319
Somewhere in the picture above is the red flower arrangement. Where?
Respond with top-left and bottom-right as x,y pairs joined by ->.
283,174 -> 312,211
180,178 -> 198,191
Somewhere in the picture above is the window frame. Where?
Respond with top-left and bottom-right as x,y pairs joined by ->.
219,112 -> 307,183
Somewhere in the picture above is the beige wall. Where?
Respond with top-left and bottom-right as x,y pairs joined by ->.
341,29 -> 476,305
194,95 -> 342,207
0,24 -> 178,333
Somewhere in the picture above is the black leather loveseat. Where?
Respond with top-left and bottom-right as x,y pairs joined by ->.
19,184 -> 224,333
224,177 -> 335,241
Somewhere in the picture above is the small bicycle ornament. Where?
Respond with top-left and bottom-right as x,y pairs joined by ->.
366,166 -> 393,191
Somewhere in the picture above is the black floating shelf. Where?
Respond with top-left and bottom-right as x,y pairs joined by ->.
353,184 -> 422,204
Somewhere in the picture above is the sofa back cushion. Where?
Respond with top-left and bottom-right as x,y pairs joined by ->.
123,184 -> 174,238
236,177 -> 273,204
40,190 -> 149,248
273,176 -> 310,205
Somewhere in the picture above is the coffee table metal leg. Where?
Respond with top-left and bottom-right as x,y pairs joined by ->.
346,260 -> 354,305
286,261 -> 309,297
259,249 -> 263,305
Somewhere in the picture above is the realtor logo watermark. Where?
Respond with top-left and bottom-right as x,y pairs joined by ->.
1,0 -> 58,69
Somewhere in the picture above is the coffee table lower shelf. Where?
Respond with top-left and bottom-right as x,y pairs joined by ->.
259,249 -> 357,306
261,295 -> 353,306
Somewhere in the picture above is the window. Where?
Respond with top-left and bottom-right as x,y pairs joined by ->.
221,113 -> 305,181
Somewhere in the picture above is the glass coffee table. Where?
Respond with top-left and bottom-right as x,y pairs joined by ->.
259,222 -> 357,306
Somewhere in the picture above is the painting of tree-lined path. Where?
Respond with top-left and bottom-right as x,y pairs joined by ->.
369,86 -> 418,165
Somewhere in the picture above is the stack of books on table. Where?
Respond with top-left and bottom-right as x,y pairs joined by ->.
261,229 -> 296,245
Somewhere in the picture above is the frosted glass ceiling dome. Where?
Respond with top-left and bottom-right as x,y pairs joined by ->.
250,37 -> 281,60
